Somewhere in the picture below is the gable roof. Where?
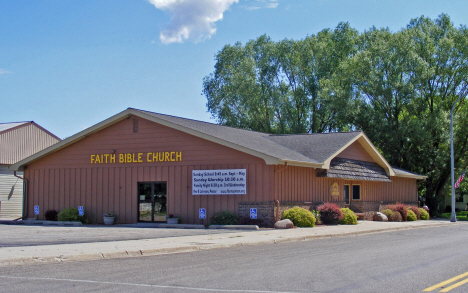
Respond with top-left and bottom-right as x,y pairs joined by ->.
8,108 -> 426,180
1,121 -> 61,165
0,122 -> 29,134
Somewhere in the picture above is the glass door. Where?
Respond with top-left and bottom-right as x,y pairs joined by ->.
344,184 -> 350,205
138,182 -> 167,222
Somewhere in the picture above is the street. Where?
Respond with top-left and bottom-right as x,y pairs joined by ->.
1,224 -> 468,292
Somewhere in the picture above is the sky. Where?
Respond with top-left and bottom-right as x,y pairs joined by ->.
1,0 -> 468,139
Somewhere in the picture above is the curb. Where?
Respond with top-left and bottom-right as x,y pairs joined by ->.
0,221 -> 457,267
0,220 -> 83,226
208,225 -> 259,230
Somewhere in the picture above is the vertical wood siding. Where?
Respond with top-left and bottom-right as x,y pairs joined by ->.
24,116 -> 275,224
336,141 -> 375,162
274,166 -> 418,203
0,123 -> 60,165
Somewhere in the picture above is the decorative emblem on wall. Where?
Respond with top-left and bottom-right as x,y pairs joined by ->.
330,182 -> 340,200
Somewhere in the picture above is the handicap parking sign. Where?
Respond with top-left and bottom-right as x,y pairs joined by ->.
199,208 -> 206,219
34,205 -> 40,215
78,206 -> 84,216
250,208 -> 257,219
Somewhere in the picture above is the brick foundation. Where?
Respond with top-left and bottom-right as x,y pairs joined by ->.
239,200 -> 419,227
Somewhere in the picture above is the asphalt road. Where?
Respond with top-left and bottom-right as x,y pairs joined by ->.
2,224 -> 468,292
0,224 -> 251,247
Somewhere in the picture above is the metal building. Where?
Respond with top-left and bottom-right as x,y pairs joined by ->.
0,122 -> 60,218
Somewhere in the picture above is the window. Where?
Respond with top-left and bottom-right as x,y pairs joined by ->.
344,185 -> 350,204
352,185 -> 361,200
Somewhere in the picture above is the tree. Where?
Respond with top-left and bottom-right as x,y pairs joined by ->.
346,14 -> 468,213
203,23 -> 359,134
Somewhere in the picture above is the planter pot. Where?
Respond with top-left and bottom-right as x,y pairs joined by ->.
103,216 -> 115,225
166,218 -> 178,224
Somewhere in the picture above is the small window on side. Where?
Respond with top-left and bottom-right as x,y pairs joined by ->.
352,185 -> 361,200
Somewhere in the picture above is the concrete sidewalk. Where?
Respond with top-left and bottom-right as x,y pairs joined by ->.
0,220 -> 461,267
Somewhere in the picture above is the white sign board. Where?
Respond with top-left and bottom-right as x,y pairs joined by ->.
34,205 -> 39,215
78,206 -> 84,216
192,169 -> 247,195
199,208 -> 206,219
250,208 -> 257,219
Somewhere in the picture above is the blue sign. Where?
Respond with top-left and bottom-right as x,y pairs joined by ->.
199,208 -> 206,219
78,206 -> 84,216
34,205 -> 39,215
250,208 -> 257,219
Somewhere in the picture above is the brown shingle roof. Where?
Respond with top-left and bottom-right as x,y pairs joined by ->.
317,158 -> 392,182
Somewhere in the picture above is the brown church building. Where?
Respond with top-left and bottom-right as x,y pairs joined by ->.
10,108 -> 425,225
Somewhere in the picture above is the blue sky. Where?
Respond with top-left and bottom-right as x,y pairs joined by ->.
1,0 -> 468,139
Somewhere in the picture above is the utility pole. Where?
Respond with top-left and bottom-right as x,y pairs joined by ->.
450,96 -> 464,222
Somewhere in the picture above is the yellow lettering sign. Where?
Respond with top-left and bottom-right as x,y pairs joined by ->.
91,152 -> 183,164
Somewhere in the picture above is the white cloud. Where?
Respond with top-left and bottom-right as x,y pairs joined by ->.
0,69 -> 11,75
148,0 -> 238,44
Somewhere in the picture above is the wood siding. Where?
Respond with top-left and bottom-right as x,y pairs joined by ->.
274,165 -> 417,203
24,116 -> 275,223
336,141 -> 375,162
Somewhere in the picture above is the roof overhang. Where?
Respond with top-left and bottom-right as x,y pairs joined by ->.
9,108 -> 285,171
322,132 -> 396,177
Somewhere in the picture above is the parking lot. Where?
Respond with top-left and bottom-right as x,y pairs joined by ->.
0,224 -> 251,247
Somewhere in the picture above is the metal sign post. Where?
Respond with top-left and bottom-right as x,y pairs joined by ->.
199,208 -> 206,225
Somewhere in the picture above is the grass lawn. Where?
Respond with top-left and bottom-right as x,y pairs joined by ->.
440,211 -> 468,221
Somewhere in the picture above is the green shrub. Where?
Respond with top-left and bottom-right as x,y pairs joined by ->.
407,210 -> 417,221
408,205 -> 422,220
420,208 -> 430,220
339,208 -> 358,225
57,207 -> 88,224
281,206 -> 316,227
381,209 -> 402,222
210,211 -> 240,225
317,202 -> 343,225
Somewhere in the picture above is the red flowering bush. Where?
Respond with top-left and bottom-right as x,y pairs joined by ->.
385,202 -> 408,221
317,202 -> 343,225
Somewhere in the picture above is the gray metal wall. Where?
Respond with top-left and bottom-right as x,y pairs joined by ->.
0,166 -> 23,218
0,123 -> 60,165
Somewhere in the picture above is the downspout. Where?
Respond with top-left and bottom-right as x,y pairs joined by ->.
274,163 -> 287,222
14,171 -> 28,220
275,200 -> 280,222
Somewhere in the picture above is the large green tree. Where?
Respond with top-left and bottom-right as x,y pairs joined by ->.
203,23 -> 359,134
345,14 -> 468,213
203,15 -> 468,213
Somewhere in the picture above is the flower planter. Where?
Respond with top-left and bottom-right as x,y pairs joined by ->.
166,218 -> 178,224
103,216 -> 115,225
